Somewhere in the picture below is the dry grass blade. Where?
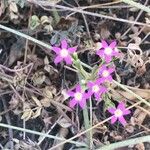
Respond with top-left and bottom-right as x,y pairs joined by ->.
30,1 -> 150,27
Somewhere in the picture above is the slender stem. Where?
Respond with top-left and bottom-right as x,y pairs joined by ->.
0,123 -> 87,147
89,97 -> 93,149
0,24 -> 51,49
97,135 -> 150,150
122,0 -> 150,13
77,62 -> 91,147
80,61 -> 93,70
83,105 -> 90,139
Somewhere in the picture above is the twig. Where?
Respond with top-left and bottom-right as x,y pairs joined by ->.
30,1 -> 150,27
121,0 -> 149,39
0,24 -> 52,50
122,0 -> 150,13
113,80 -> 150,107
0,123 -> 87,147
38,116 -> 63,145
0,63 -> 33,72
1,97 -> 14,150
97,135 -> 150,150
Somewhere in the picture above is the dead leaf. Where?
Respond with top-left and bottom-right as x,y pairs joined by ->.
40,98 -> 51,107
111,84 -> 150,101
21,109 -> 33,121
32,96 -> 42,107
134,143 -> 145,150
8,38 -> 25,66
125,125 -> 134,133
32,107 -> 42,119
57,117 -> 72,128
9,2 -> 18,13
110,131 -> 123,141
132,107 -> 149,125
32,71 -> 46,86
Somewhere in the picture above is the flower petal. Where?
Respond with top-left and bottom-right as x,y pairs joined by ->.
102,40 -> 108,48
61,39 -> 68,49
52,47 -> 61,54
98,65 -> 106,75
111,116 -> 117,124
105,55 -> 112,63
100,86 -> 107,94
69,98 -> 77,108
96,78 -> 103,84
64,56 -> 72,65
87,81 -> 94,87
54,56 -> 63,65
96,49 -> 104,57
67,91 -> 74,97
108,107 -> 116,114
117,102 -> 126,110
68,46 -> 77,53
108,68 -> 115,74
118,116 -> 127,126
97,78 -> 105,84
76,84 -> 81,92
79,99 -> 86,109
107,76 -> 113,81
85,92 -> 92,99
110,41 -> 116,49
124,109 -> 131,115
94,93 -> 101,100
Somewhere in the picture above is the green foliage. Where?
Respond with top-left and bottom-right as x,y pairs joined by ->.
15,0 -> 27,8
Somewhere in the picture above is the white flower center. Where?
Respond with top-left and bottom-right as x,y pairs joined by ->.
102,70 -> 109,77
60,49 -> 69,58
104,47 -> 112,55
95,42 -> 102,51
92,85 -> 99,93
74,92 -> 82,101
114,109 -> 123,117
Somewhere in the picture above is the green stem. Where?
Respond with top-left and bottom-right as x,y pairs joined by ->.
81,98 -> 91,146
89,97 -> 93,149
97,135 -> 150,150
52,7 -> 60,24
77,62 -> 91,147
83,105 -> 90,130
122,0 -> 150,13
80,61 -> 93,70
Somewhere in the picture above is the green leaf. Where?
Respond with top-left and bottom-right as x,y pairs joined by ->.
29,15 -> 40,30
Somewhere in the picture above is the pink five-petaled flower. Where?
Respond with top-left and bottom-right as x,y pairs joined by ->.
87,79 -> 107,101
98,65 -> 115,82
67,84 -> 89,109
108,102 -> 131,126
52,39 -> 77,65
96,40 -> 119,63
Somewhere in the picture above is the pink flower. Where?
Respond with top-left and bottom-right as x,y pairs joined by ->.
108,102 -> 131,126
52,39 -> 77,65
98,65 -> 115,82
87,79 -> 107,101
67,84 -> 89,109
96,40 -> 119,63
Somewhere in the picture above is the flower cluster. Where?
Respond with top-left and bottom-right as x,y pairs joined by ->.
52,39 -> 131,125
